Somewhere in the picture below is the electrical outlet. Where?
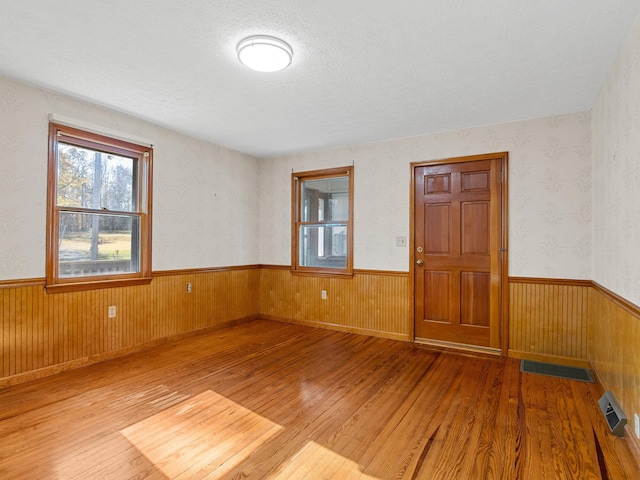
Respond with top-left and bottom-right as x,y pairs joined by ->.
108,306 -> 116,318
186,282 -> 192,293
635,413 -> 639,439
321,290 -> 327,300
396,235 -> 407,247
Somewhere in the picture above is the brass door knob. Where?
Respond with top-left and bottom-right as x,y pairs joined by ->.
416,259 -> 424,266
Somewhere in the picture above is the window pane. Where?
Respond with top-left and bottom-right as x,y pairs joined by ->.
299,224 -> 348,269
301,176 -> 349,222
58,212 -> 140,277
57,142 -> 136,212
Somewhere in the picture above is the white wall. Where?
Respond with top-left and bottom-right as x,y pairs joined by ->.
0,76 -> 261,280
592,16 -> 640,306
260,113 -> 592,279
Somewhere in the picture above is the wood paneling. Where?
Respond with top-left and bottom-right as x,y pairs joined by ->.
1,266 -> 408,385
259,266 -> 411,340
0,267 -> 260,386
0,320 -> 637,479
3,267 -> 635,404
590,284 -> 640,453
509,279 -> 590,366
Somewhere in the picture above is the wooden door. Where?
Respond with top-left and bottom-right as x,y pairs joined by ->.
413,154 -> 506,350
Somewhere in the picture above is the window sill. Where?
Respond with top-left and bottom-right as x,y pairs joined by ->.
290,269 -> 354,278
45,276 -> 153,293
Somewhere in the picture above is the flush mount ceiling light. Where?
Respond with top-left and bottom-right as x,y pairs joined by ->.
237,35 -> 293,72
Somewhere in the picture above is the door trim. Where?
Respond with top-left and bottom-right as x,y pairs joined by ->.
410,152 -> 509,355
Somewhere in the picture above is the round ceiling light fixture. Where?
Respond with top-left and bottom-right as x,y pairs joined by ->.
237,35 -> 293,72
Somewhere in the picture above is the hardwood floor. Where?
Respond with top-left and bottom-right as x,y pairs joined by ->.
0,319 -> 637,479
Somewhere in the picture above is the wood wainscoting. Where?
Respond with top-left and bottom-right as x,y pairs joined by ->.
3,270 -> 597,387
508,277 -> 591,367
590,283 -> 640,455
259,266 -> 411,341
0,266 -> 260,387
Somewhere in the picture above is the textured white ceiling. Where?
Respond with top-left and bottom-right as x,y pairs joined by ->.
0,1 -> 638,158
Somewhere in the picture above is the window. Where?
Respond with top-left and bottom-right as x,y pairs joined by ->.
46,123 -> 153,291
292,166 -> 353,275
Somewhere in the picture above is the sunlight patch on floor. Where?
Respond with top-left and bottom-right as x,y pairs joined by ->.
121,390 -> 283,478
271,440 -> 379,479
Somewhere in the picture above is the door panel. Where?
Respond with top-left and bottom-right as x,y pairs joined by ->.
461,170 -> 490,192
424,204 -> 451,254
426,173 -> 452,194
414,156 -> 504,349
460,272 -> 490,327
423,270 -> 450,322
461,202 -> 489,254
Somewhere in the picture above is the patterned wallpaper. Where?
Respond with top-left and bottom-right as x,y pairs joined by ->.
260,112 -> 592,278
0,74 -> 595,281
592,17 -> 640,306
0,76 -> 260,280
